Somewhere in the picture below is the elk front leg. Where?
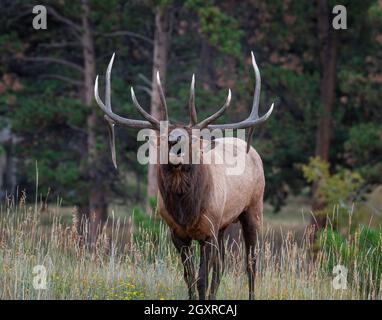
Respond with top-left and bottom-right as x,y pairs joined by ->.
171,233 -> 197,299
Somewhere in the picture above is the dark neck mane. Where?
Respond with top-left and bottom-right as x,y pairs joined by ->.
158,164 -> 210,228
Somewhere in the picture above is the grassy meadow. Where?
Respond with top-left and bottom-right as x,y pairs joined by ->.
0,193 -> 380,300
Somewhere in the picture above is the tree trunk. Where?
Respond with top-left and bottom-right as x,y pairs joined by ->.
81,0 -> 107,244
0,120 -> 17,199
312,0 -> 338,228
147,6 -> 171,211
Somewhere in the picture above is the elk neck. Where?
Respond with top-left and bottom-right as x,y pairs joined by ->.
157,163 -> 211,228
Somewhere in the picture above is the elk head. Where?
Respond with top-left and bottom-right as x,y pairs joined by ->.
94,52 -> 274,168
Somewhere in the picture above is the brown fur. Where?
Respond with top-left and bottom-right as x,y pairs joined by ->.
157,163 -> 211,228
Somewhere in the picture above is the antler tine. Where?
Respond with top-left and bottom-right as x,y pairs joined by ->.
156,71 -> 169,121
250,51 -> 260,119
130,87 -> 160,128
189,74 -> 197,125
105,52 -> 114,111
195,89 -> 232,129
105,52 -> 117,168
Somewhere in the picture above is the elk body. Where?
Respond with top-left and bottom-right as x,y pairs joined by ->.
94,52 -> 274,300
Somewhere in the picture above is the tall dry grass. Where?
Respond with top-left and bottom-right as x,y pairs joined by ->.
0,194 -> 380,300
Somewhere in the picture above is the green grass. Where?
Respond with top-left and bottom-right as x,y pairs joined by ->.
0,197 -> 381,300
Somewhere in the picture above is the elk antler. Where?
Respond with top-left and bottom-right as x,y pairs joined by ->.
197,51 -> 274,152
94,53 -> 159,130
94,52 -> 274,168
94,53 -> 165,167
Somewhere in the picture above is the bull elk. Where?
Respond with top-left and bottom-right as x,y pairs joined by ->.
94,51 -> 274,300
